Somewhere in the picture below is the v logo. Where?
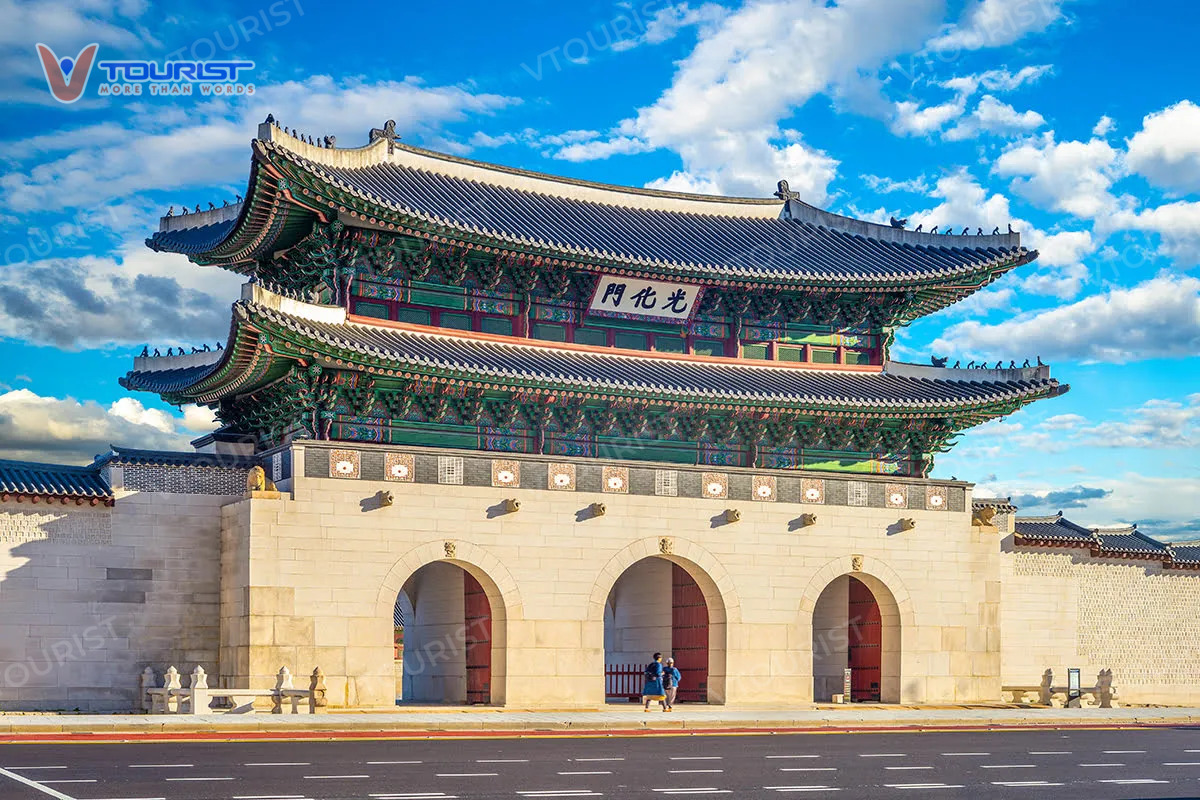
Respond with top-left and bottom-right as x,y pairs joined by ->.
36,43 -> 100,104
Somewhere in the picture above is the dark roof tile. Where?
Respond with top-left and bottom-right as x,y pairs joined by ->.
0,459 -> 111,499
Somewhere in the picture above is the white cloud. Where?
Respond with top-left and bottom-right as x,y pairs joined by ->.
993,131 -> 1123,218
944,95 -> 1045,140
1107,200 -> 1200,266
0,389 -> 200,464
1040,413 -> 1086,431
861,174 -> 931,194
910,169 -> 1018,233
0,240 -> 243,349
547,0 -> 945,199
1077,394 -> 1200,449
1092,115 -> 1115,137
552,135 -> 654,162
1125,100 -> 1200,194
623,2 -> 728,49
940,64 -> 1053,95
931,274 -> 1200,363
891,98 -> 966,136
926,0 -> 1071,52
1,75 -> 518,215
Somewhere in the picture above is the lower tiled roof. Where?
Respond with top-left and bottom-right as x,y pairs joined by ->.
146,218 -> 236,254
1095,526 -> 1168,556
122,300 -> 1066,413
95,446 -> 259,470
0,459 -> 112,501
1014,513 -> 1095,543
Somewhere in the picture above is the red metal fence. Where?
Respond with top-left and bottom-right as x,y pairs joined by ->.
605,664 -> 644,701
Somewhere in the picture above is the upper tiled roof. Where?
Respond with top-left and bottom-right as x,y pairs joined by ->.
0,459 -> 111,501
270,140 -> 1030,284
121,292 -> 1066,413
145,123 -> 1036,289
1014,512 -> 1096,543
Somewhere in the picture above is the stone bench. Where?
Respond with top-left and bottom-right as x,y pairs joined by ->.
1003,669 -> 1117,708
142,665 -> 327,714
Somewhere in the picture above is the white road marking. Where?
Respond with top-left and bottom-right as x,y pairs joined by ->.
0,769 -> 77,800
436,772 -> 498,777
558,771 -> 612,775
40,781 -> 97,785
859,754 -> 906,758
303,774 -> 371,779
243,762 -> 311,766
1079,763 -> 1124,767
369,794 -> 457,799
884,766 -> 933,771
234,795 -> 310,799
571,758 -> 624,762
669,769 -> 723,774
979,764 -> 1036,769
991,782 -> 1063,787
3,766 -> 68,770
765,788 -> 841,794
517,793 -> 602,797
941,752 -> 989,756
779,768 -> 836,773
884,784 -> 963,790
1163,761 -> 1200,765
766,756 -> 821,760
1097,778 -> 1168,784
165,777 -> 234,781
652,790 -> 731,795
129,764 -> 193,769
368,760 -> 424,764
1029,751 -> 1071,755
1104,750 -> 1146,754
670,757 -> 723,761
478,759 -> 529,763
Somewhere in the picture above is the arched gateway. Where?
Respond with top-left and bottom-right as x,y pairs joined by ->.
809,571 -> 903,703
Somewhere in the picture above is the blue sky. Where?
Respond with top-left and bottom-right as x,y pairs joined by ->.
0,0 -> 1197,536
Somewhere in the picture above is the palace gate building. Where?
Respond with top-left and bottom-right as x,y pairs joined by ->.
2,119 -> 1198,711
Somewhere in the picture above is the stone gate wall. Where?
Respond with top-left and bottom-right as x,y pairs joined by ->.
1000,543 -> 1200,705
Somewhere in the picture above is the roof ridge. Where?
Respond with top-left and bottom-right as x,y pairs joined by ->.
0,457 -> 102,473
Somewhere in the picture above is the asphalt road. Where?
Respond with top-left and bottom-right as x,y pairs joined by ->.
2,727 -> 1200,799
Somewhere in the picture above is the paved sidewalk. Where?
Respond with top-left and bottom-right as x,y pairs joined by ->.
1,704 -> 1197,740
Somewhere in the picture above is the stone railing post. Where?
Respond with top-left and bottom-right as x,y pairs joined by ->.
140,667 -> 157,712
1097,669 -> 1115,709
1038,668 -> 1053,706
164,666 -> 181,713
309,667 -> 327,714
187,666 -> 210,714
273,666 -> 292,714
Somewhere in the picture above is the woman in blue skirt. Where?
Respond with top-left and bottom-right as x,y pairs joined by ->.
642,652 -> 666,711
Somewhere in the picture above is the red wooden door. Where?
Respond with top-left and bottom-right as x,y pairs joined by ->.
463,571 -> 492,704
671,563 -> 709,703
847,576 -> 881,702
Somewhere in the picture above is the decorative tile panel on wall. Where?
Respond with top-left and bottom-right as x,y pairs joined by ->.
329,449 -> 360,479
885,483 -> 908,509
385,453 -> 415,482
0,506 -> 113,546
491,459 -> 520,488
752,475 -> 777,502
926,485 -> 948,510
846,480 -> 869,507
437,456 -> 464,485
654,469 -> 678,497
802,478 -> 825,504
701,472 -> 728,500
602,466 -> 629,494
547,463 -> 576,491
122,464 -> 249,495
